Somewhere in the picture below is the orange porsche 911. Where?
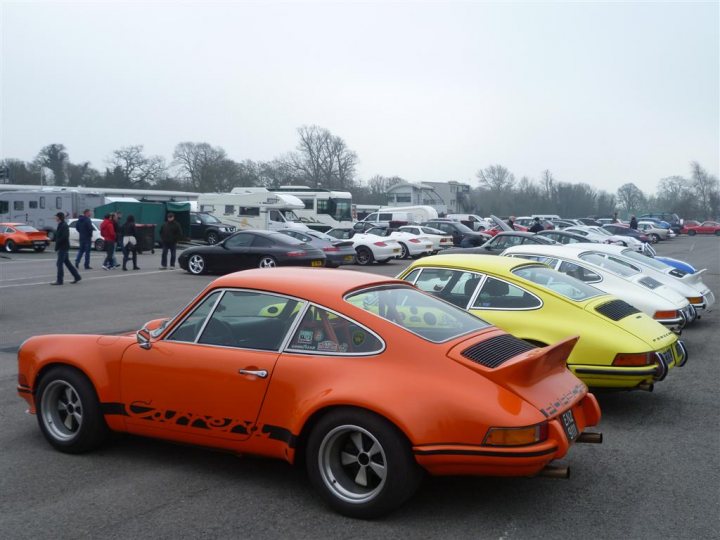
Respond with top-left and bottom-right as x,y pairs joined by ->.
1,222 -> 50,252
17,268 -> 601,518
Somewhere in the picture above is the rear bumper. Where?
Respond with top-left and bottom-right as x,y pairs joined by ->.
414,394 -> 601,477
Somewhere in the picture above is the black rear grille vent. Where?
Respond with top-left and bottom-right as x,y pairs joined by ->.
595,299 -> 641,321
461,335 -> 536,369
639,276 -> 662,290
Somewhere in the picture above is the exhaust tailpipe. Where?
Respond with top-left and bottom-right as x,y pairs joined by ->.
576,432 -> 603,444
637,383 -> 654,392
538,464 -> 570,479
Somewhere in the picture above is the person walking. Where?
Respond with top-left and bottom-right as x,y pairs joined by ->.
115,211 -> 124,255
159,212 -> 183,269
629,215 -> 638,229
74,209 -> 94,269
507,216 -> 516,230
528,217 -> 545,233
122,215 -> 140,271
100,213 -> 117,270
51,212 -> 81,286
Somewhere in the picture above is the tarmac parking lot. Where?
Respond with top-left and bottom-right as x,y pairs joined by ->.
0,237 -> 718,539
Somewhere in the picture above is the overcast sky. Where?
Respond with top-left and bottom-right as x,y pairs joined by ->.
1,1 -> 718,194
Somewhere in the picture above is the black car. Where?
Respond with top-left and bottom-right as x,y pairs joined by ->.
279,229 -> 356,267
536,229 -> 596,245
422,220 -> 489,247
602,224 -> 651,243
441,231 -> 558,255
179,230 -> 326,275
189,212 -> 236,245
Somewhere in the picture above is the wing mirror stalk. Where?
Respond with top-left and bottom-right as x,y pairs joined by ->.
136,328 -> 152,350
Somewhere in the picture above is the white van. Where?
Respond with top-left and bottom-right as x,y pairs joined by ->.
354,205 -> 439,230
446,214 -> 492,231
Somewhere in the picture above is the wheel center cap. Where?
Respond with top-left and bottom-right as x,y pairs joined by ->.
358,453 -> 370,466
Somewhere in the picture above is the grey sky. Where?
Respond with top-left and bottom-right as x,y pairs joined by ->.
1,1 -> 718,194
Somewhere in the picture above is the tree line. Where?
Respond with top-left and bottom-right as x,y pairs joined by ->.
2,125 -> 718,219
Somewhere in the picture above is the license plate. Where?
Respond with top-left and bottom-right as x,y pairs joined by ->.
560,409 -> 578,441
311,260 -> 323,267
33,241 -> 45,245
343,255 -> 354,262
393,248 -> 400,253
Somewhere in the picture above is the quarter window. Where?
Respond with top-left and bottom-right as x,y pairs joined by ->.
413,268 -> 482,308
287,305 -> 382,354
472,277 -> 541,310
558,261 -> 601,283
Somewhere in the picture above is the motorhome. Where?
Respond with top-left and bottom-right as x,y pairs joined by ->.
199,188 -> 310,232
270,187 -> 353,231
0,189 -> 105,237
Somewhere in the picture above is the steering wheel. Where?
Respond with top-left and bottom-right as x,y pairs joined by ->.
199,318 -> 235,346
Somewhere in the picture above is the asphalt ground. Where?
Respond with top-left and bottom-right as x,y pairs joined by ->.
0,237 -> 718,539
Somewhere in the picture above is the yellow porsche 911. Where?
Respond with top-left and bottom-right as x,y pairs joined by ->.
398,254 -> 687,391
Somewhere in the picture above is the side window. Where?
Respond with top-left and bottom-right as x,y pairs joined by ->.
29,201 -> 38,209
252,236 -> 274,248
14,201 -> 24,211
287,305 -> 382,354
558,261 -> 601,283
224,233 -> 254,248
414,268 -> 482,308
379,213 -> 392,220
166,291 -> 222,342
224,205 -> 235,215
39,197 -> 46,209
269,210 -> 282,222
0,201 -> 8,213
473,277 -> 541,310
366,213 -> 378,221
198,291 -> 301,350
238,206 -> 259,216
56,197 -> 62,209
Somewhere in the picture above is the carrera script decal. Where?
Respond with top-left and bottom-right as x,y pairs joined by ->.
541,382 -> 586,418
127,401 -> 250,434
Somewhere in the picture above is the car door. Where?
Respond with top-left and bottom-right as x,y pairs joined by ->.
216,232 -> 255,271
190,213 -> 204,239
120,289 -> 304,445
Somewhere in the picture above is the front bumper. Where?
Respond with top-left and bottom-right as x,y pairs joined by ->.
413,394 -> 601,477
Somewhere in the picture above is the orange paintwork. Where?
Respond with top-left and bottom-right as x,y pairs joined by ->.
0,222 -> 50,251
17,268 -> 601,477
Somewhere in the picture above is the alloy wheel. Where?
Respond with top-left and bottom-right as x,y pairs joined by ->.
40,380 -> 83,442
259,256 -> 277,268
188,254 -> 205,274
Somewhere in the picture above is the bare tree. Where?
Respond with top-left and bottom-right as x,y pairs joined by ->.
541,169 -> 555,200
108,145 -> 166,188
690,161 -> 720,219
476,165 -> 515,193
616,182 -> 646,214
34,144 -> 69,186
172,142 -> 231,192
287,125 -> 358,190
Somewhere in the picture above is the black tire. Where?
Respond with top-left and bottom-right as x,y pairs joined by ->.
355,247 -> 374,266
688,230 -> 696,236
33,245 -> 46,252
399,243 -> 409,259
94,238 -> 105,251
187,254 -> 206,275
206,231 -> 219,245
650,234 -> 660,244
305,408 -> 423,519
35,366 -> 109,454
258,255 -> 277,269
715,230 -> 720,237
4,239 -> 17,252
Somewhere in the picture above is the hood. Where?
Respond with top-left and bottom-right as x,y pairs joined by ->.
490,215 -> 513,232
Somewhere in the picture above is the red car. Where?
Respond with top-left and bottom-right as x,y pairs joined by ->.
0,222 -> 51,252
679,220 -> 700,234
684,221 -> 720,236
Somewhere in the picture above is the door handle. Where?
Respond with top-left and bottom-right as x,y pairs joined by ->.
238,369 -> 268,379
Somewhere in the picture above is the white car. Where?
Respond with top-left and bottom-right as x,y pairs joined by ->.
637,221 -> 673,243
66,218 -> 105,251
398,225 -> 454,253
585,244 -> 715,314
363,227 -> 433,259
564,226 -> 654,255
501,244 -> 694,331
326,227 -> 403,266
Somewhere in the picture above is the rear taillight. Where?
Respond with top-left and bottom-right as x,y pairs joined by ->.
323,247 -> 339,252
483,422 -> 548,446
654,310 -> 679,320
613,352 -> 652,366
409,238 -> 421,243
287,250 -> 306,257
373,241 -> 387,247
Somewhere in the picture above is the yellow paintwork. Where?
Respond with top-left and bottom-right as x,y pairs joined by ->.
399,254 -> 681,389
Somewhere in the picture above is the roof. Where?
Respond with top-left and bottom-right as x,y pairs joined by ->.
208,268 -> 401,301
408,253 -> 538,273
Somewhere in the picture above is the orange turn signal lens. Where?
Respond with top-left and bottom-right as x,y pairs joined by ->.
653,310 -> 679,320
612,353 -> 652,366
483,423 -> 548,446
687,297 -> 703,304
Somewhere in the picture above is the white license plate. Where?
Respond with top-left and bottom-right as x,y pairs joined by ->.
392,248 -> 400,253
343,255 -> 354,262
561,409 -> 578,441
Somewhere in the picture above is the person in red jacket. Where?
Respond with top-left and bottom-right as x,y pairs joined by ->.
100,214 -> 117,270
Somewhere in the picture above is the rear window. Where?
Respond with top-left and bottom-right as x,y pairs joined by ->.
345,285 -> 490,343
579,252 -> 639,277
620,249 -> 670,271
513,265 -> 603,301
16,225 -> 38,232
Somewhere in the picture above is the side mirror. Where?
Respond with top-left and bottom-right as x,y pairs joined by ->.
136,328 -> 152,350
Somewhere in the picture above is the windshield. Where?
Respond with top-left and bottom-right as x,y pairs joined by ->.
16,225 -> 39,232
579,252 -> 640,277
620,249 -> 670,271
346,285 -> 490,343
421,227 -> 446,235
281,210 -> 300,221
513,265 -> 603,301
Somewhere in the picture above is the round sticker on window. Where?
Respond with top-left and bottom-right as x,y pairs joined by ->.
352,331 -> 366,346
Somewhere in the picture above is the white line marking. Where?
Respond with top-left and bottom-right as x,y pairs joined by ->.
0,270 -> 175,289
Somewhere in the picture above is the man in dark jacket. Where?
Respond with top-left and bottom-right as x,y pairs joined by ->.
528,217 -> 545,233
159,212 -> 183,269
629,216 -> 638,229
74,209 -> 94,269
51,212 -> 81,285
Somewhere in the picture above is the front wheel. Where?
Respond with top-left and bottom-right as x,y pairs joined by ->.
94,238 -> 105,251
188,254 -> 206,275
650,234 -> 660,244
206,231 -> 219,245
4,239 -> 16,252
688,230 -> 696,236
355,247 -> 374,266
258,255 -> 277,268
306,409 -> 423,519
36,366 -> 109,453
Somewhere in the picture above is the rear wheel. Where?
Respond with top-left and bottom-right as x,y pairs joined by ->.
4,239 -> 16,252
376,258 -> 391,264
206,231 -> 219,245
306,409 -> 423,519
650,234 -> 660,244
688,230 -> 696,236
36,366 -> 109,453
258,255 -> 277,268
188,254 -> 206,275
33,245 -> 46,252
715,230 -> 720,236
94,238 -> 105,251
399,243 -> 409,259
355,247 -> 374,266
